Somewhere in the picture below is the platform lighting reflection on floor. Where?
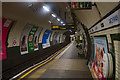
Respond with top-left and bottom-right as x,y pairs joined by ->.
43,6 -> 50,12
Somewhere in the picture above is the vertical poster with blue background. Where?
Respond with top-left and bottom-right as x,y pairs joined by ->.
42,30 -> 53,48
55,33 -> 58,44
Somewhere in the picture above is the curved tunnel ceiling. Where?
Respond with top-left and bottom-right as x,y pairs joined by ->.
72,2 -> 119,29
2,2 -> 74,34
2,2 -> 119,33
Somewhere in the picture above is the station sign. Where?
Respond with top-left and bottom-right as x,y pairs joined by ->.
13,39 -> 17,46
71,2 -> 92,10
89,7 -> 120,34
51,25 -> 75,30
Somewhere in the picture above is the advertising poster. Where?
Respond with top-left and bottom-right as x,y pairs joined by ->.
52,32 -> 57,45
92,37 -> 108,78
0,18 -> 13,60
55,33 -> 58,44
20,25 -> 32,55
28,26 -> 38,53
59,34 -> 62,43
50,32 -> 54,45
57,34 -> 60,44
62,35 -> 66,43
42,30 -> 53,49
34,27 -> 42,51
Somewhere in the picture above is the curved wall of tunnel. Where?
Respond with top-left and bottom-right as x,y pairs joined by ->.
74,3 -> 120,79
1,3 -> 72,79
1,2 -> 120,80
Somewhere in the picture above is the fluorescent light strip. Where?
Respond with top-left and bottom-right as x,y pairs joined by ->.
63,24 -> 65,26
52,14 -> 56,17
48,21 -> 51,23
57,18 -> 60,21
61,21 -> 63,24
43,6 -> 49,12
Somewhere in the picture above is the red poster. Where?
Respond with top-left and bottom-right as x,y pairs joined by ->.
92,61 -> 105,79
0,18 -> 13,60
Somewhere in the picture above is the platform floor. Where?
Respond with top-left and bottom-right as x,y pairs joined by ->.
26,41 -> 92,79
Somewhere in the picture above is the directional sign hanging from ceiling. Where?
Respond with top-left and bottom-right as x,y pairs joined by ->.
71,2 -> 92,10
51,25 -> 75,30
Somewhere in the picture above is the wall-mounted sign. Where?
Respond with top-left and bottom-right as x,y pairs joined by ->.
89,7 -> 120,34
51,25 -> 75,30
0,18 -> 13,60
55,33 -> 58,44
42,30 -> 53,49
71,2 -> 92,10
12,39 -> 17,46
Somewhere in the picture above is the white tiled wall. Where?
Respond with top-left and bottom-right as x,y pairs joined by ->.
114,41 -> 120,79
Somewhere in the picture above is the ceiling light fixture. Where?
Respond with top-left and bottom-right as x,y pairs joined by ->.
48,21 -> 51,23
43,6 -> 49,12
63,24 -> 65,26
69,30 -> 72,32
51,14 -> 56,17
57,18 -> 60,21
28,3 -> 33,7
61,21 -> 63,24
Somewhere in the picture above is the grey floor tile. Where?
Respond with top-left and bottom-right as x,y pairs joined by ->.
40,69 -> 92,78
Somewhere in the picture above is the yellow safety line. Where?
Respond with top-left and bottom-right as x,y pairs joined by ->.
17,45 -> 68,80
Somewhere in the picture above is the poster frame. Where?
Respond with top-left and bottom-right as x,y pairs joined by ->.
19,24 -> 33,55
1,18 -> 14,60
92,35 -> 110,78
42,30 -> 53,49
